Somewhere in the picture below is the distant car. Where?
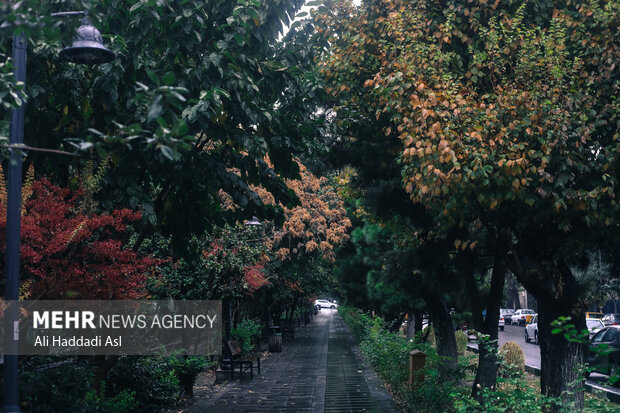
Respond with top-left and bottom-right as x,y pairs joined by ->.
498,314 -> 505,331
587,326 -> 620,379
586,318 -> 605,339
511,309 -> 536,326
525,314 -> 538,344
586,312 -> 604,319
501,309 -> 515,325
602,313 -> 620,326
314,299 -> 338,309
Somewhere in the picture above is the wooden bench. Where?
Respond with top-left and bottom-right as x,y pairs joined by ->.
226,340 -> 260,380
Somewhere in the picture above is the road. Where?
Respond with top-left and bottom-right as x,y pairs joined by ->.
496,324 -> 541,368
471,324 -> 614,388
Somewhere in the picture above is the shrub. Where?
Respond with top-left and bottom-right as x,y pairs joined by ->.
499,341 -> 525,376
78,383 -> 138,413
231,318 -> 262,354
423,325 -> 435,344
339,307 -> 369,340
339,306 -> 465,412
455,330 -> 468,356
20,356 -> 94,411
109,356 -> 179,409
171,356 -> 211,397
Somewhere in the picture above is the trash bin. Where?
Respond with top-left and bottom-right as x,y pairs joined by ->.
269,325 -> 282,352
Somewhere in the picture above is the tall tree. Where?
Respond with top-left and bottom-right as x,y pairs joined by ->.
1,0 -> 322,255
316,0 -> 618,409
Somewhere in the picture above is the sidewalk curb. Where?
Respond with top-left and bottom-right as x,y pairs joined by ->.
467,344 -> 620,404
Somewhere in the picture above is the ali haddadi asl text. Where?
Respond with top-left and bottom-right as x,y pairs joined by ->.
34,335 -> 121,347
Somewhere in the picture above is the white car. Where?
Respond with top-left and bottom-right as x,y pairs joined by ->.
501,309 -> 515,325
586,318 -> 605,339
525,314 -> 538,344
314,299 -> 338,309
511,309 -> 536,326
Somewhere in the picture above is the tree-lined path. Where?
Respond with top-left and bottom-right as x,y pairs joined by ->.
188,311 -> 397,412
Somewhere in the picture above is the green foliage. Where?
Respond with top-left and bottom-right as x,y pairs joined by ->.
170,356 -> 211,397
146,224 -> 266,301
0,0 -> 326,254
19,357 -> 95,412
451,374 -> 548,413
339,306 -> 465,412
0,53 -> 23,109
0,52 -> 24,151
499,341 -> 526,377
423,325 -> 435,345
318,0 -> 619,406
78,383 -> 138,413
231,318 -> 263,354
455,330 -> 468,356
109,356 -> 179,409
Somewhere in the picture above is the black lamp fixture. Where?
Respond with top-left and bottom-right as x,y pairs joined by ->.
52,11 -> 115,65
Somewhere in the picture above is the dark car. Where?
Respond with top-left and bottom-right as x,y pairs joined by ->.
601,313 -> 620,326
587,326 -> 620,379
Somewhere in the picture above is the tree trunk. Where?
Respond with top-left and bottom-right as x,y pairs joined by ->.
462,244 -> 507,400
537,299 -> 586,412
93,355 -> 119,395
406,311 -> 416,340
423,290 -> 458,375
507,249 -> 586,413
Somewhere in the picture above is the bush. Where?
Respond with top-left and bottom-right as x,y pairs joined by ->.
499,341 -> 525,376
109,356 -> 179,409
78,383 -> 138,413
339,307 -> 369,340
339,306 -> 464,412
231,318 -> 262,354
19,356 -> 94,412
171,356 -> 211,397
423,325 -> 435,344
455,330 -> 468,356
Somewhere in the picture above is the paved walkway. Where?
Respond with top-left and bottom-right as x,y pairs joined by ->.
188,311 -> 398,413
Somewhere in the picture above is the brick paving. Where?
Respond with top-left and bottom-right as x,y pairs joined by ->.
188,311 -> 398,412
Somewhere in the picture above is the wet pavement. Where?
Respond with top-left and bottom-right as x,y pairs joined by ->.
188,311 -> 398,412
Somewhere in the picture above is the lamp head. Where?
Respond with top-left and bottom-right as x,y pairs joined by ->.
244,216 -> 262,226
59,16 -> 114,65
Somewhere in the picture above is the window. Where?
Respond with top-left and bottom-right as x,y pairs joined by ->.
592,329 -> 606,343
602,329 -> 619,342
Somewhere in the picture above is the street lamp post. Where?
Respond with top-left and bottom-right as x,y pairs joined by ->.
224,217 -> 262,343
3,12 -> 114,413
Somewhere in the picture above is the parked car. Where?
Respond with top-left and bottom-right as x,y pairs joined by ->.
525,314 -> 538,344
314,299 -> 338,309
602,313 -> 620,326
586,318 -> 605,339
498,314 -> 505,331
587,325 -> 620,378
501,309 -> 515,325
585,311 -> 604,319
511,309 -> 536,326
